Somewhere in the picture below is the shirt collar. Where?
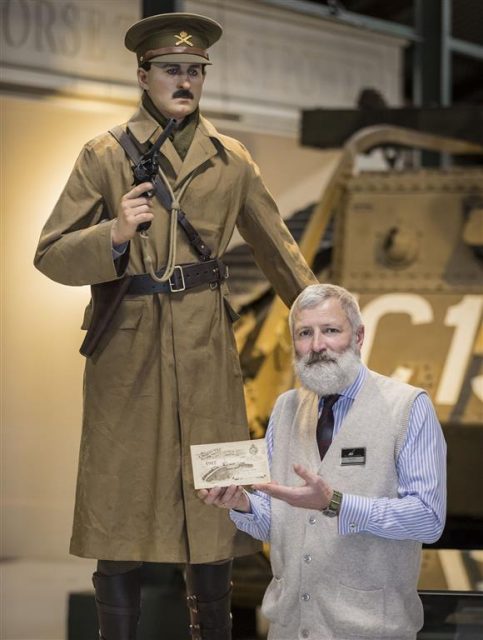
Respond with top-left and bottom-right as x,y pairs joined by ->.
340,363 -> 367,400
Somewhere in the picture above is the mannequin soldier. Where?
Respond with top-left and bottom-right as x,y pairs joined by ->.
34,12 -> 317,640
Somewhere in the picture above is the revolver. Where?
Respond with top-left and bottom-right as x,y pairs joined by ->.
132,117 -> 177,231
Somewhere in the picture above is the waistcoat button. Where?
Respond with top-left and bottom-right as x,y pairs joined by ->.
309,516 -> 316,525
301,629 -> 310,638
303,554 -> 312,563
301,592 -> 310,601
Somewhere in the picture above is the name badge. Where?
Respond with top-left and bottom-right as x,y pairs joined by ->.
341,447 -> 366,465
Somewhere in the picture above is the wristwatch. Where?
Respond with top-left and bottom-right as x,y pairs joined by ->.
322,490 -> 343,518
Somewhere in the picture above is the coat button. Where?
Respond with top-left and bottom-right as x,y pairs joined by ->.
301,630 -> 310,638
309,516 -> 316,525
301,592 -> 310,601
303,554 -> 312,563
349,523 -> 357,532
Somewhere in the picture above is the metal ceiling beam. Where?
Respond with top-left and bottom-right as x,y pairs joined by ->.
413,0 -> 454,165
261,0 -> 420,41
449,37 -> 483,61
441,0 -> 452,107
413,0 -> 450,107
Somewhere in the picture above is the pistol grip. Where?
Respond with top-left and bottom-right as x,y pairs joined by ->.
137,221 -> 152,232
136,188 -> 154,232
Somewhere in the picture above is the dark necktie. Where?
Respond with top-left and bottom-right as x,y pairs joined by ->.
316,394 -> 340,460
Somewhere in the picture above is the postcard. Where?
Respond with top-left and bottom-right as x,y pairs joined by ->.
190,439 -> 270,489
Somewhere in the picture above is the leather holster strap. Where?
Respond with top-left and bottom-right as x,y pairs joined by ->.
109,126 -> 213,262
127,259 -> 228,295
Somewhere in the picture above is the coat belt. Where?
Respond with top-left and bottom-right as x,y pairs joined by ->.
127,259 -> 229,295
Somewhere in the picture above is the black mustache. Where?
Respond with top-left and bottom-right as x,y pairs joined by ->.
172,89 -> 194,99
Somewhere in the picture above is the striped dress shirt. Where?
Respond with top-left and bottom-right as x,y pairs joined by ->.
230,365 -> 447,544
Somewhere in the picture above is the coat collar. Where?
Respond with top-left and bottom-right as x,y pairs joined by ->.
126,106 -> 228,188
127,105 -> 182,175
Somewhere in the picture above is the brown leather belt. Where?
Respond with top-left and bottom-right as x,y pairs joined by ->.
126,259 -> 229,295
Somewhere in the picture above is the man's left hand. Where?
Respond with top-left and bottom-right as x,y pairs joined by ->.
253,464 -> 333,510
197,485 -> 251,512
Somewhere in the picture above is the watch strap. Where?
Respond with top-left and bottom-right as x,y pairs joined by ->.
322,489 -> 343,517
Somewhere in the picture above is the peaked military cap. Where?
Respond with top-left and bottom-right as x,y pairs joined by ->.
125,12 -> 222,66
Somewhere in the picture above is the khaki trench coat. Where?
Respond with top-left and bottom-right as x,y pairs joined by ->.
34,106 -> 316,563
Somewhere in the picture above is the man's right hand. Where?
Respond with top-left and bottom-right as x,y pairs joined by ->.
111,182 -> 155,245
198,485 -> 251,513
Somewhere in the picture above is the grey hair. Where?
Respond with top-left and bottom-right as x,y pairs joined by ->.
288,284 -> 363,336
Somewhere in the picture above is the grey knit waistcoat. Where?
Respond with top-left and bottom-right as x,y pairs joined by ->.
262,370 -> 424,640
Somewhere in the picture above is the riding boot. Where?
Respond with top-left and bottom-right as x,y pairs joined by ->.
92,568 -> 141,640
185,560 -> 233,640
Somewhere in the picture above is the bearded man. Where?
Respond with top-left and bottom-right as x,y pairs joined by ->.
199,283 -> 447,640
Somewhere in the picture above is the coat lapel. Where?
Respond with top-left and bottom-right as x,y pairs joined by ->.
174,116 -> 220,189
159,138 -> 183,178
127,109 -> 223,190
126,106 -> 183,178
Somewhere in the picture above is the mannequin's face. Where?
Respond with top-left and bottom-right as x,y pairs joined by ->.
137,63 -> 205,121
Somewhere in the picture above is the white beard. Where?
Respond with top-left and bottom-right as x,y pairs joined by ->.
294,347 -> 361,396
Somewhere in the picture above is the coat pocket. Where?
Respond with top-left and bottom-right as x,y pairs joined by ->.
81,298 -> 144,332
333,583 -> 385,638
110,298 -> 145,331
261,576 -> 291,627
85,298 -> 148,378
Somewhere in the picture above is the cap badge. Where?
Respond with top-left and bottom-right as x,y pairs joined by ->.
174,31 -> 193,47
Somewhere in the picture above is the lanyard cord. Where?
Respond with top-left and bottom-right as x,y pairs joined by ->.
139,169 -> 196,283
